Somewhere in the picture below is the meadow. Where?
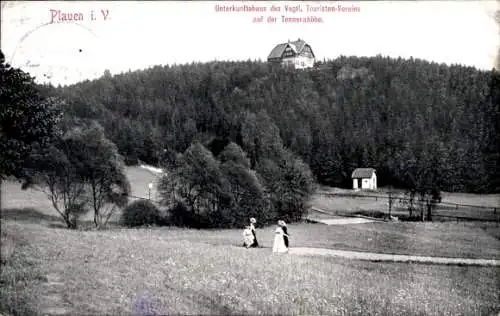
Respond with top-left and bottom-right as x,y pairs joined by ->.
313,186 -> 500,221
1,167 -> 499,315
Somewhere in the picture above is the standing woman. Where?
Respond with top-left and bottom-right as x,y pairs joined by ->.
243,226 -> 255,248
280,220 -> 289,249
272,220 -> 289,253
249,217 -> 259,247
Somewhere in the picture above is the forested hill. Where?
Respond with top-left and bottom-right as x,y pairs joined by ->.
40,55 -> 500,193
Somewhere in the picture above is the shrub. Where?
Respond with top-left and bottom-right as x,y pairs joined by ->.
167,203 -> 209,229
121,200 -> 162,227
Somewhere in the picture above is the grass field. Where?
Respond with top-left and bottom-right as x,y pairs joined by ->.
1,221 -> 499,316
1,166 -> 163,224
1,167 -> 500,315
312,187 -> 500,221
317,185 -> 500,208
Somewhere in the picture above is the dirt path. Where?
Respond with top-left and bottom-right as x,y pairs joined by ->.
308,206 -> 381,225
314,217 -> 375,225
39,273 -> 73,315
289,247 -> 500,266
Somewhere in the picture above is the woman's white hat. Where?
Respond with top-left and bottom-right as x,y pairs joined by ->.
278,220 -> 286,227
250,217 -> 257,224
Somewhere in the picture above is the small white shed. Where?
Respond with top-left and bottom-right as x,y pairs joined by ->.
352,168 -> 377,191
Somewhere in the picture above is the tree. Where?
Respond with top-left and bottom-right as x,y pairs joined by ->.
0,50 -> 62,210
66,122 -> 131,228
399,141 -> 446,221
386,185 -> 396,218
219,161 -> 268,226
102,69 -> 112,79
240,110 -> 283,169
34,143 -> 89,229
159,141 -> 270,228
158,142 -> 230,227
217,141 -> 251,168
32,123 -> 130,228
257,149 -> 316,222
38,56 -> 499,195
218,142 -> 269,226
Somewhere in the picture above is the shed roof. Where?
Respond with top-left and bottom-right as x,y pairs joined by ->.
351,168 -> 376,178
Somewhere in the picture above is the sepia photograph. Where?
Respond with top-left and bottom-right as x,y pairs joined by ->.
1,1 -> 499,315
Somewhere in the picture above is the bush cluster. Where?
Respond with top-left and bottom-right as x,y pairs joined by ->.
121,200 -> 163,227
157,140 -> 315,228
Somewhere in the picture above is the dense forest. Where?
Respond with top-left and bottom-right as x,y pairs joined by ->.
39,56 -> 500,194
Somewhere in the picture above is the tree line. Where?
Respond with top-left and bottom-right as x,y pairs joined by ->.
40,55 -> 499,194
2,49 -> 499,228
1,50 -> 314,228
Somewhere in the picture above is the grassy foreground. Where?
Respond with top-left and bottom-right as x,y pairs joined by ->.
1,167 -> 499,315
1,220 -> 500,316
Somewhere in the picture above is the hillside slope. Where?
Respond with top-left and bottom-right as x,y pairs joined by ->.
40,56 -> 500,193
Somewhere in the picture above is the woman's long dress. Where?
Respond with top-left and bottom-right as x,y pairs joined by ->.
282,226 -> 289,248
243,228 -> 254,247
272,227 -> 288,253
250,223 -> 259,247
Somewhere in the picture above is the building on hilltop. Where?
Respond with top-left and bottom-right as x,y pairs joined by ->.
267,38 -> 315,69
351,168 -> 377,191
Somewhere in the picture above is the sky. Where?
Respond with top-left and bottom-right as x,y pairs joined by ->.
1,1 -> 499,86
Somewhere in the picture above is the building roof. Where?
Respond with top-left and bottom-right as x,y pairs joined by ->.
268,43 -> 288,59
351,168 -> 376,179
290,38 -> 306,53
267,38 -> 308,60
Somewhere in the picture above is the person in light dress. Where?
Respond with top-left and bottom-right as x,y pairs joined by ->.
272,220 -> 289,253
243,226 -> 255,248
